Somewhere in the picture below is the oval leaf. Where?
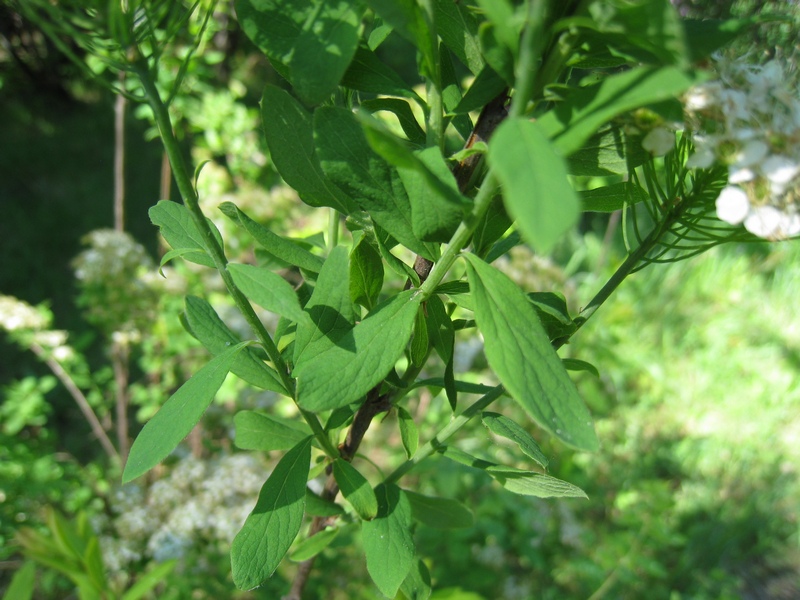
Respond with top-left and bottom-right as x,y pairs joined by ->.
489,118 -> 580,254
295,290 -> 422,412
490,472 -> 588,499
362,483 -> 415,598
123,343 -> 247,482
231,437 -> 312,590
464,254 -> 598,451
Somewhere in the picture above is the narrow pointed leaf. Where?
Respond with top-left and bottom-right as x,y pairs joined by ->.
295,290 -> 421,412
342,44 -> 420,99
4,562 -> 35,600
231,437 -> 312,590
362,484 -> 415,598
492,472 -> 588,499
435,0 -> 483,74
464,254 -> 598,451
562,358 -> 600,378
184,296 -> 288,394
260,85 -> 355,213
489,117 -> 580,254
425,295 -> 454,364
397,407 -> 419,459
481,412 -> 548,469
234,411 -> 311,451
229,263 -> 306,323
580,181 -> 649,213
410,307 -> 429,367
121,560 -> 177,600
333,459 -> 378,520
404,491 -> 474,529
220,203 -> 325,273
123,343 -> 247,482
360,98 -> 427,147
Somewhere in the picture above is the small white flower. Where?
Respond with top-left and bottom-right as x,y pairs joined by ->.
744,205 -> 783,238
762,155 -> 799,187
778,212 -> 800,237
728,167 -> 755,184
687,146 -> 716,169
716,186 -> 750,224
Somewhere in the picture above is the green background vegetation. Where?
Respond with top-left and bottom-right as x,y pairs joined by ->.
1,0 -> 799,598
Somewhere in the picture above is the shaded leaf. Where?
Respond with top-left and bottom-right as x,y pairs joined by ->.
305,489 -> 345,517
184,296 -> 288,395
149,201 -> 223,268
397,407 -> 419,459
342,44 -> 420,99
231,437 -> 312,589
260,85 -> 355,214
400,558 -> 432,600
350,233 -> 384,310
362,484 -> 415,598
562,358 -> 600,378
404,490 -> 474,529
290,528 -> 339,562
580,181 -> 649,213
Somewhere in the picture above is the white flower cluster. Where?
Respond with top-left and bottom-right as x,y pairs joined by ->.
684,56 -> 800,239
99,453 -> 269,572
0,295 -> 75,362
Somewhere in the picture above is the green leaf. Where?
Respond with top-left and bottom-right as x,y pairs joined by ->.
290,528 -> 339,562
463,254 -> 598,451
400,559 -> 432,600
435,0 -> 484,75
220,203 -> 325,273
425,295 -> 454,364
350,234 -> 384,310
439,43 -> 474,141
397,407 -> 419,459
580,181 -> 649,213
471,196 -> 512,258
260,85 -> 355,214
184,296 -> 288,394
364,0 -> 435,78
528,292 -> 577,342
121,561 -> 177,600
342,43 -> 420,99
562,358 -> 600,378
233,411 -> 311,451
491,472 -> 588,499
452,64 -> 507,115
410,307 -> 429,368
537,66 -> 703,157
314,106 -> 438,260
481,411 -> 548,469
683,18 -> 756,62
231,437 -> 312,590
123,343 -> 247,482
404,491 -> 474,529
3,561 -> 35,600
333,459 -> 378,520
294,246 -> 356,368
296,290 -> 421,411
489,118 -> 580,254
567,123 -> 648,176
361,98 -> 427,147
149,201 -> 223,268
362,484 -> 415,598
305,489 -> 345,517
228,263 -> 307,323
360,116 -> 467,242
235,0 -> 362,105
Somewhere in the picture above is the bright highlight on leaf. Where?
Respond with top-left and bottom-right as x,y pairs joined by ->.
464,254 -> 598,452
489,117 -> 580,254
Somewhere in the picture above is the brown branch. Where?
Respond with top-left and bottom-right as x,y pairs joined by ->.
285,89 -> 511,600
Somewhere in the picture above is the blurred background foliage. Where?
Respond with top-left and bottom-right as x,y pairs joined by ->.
1,0 -> 799,598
